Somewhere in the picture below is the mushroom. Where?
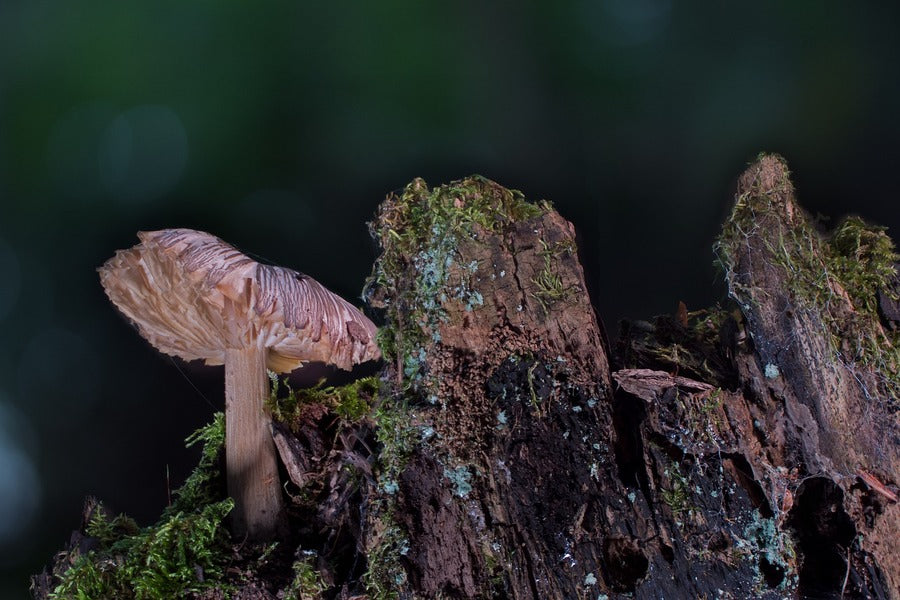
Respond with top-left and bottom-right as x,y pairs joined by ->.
98,229 -> 380,540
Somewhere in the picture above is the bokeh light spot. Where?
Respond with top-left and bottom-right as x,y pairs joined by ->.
18,328 -> 100,428
45,102 -> 117,203
581,0 -> 672,47
231,189 -> 316,242
99,105 -> 189,204
0,397 -> 41,566
0,237 -> 20,322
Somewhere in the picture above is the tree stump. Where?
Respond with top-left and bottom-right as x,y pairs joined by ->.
348,161 -> 898,598
33,157 -> 900,599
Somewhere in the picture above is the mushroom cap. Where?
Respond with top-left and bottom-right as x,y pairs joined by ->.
98,229 -> 381,372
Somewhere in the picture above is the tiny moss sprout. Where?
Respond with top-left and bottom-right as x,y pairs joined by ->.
283,551 -> 327,600
531,238 -> 577,313
661,461 -> 694,524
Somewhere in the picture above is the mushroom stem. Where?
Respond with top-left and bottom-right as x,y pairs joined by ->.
224,345 -> 283,540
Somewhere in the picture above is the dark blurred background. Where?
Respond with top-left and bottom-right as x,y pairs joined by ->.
1,2 -> 899,597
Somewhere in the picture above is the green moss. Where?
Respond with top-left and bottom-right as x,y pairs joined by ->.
49,416 -> 234,600
715,153 -> 900,403
362,513 -> 410,600
167,413 -> 226,513
830,215 -> 898,313
84,507 -> 140,547
365,175 -> 547,391
828,216 -> 899,371
531,239 -> 575,313
660,460 -> 694,525
268,375 -> 380,425
283,551 -> 327,600
372,400 -> 415,489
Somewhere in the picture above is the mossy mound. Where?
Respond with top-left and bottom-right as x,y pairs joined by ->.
31,414 -> 329,600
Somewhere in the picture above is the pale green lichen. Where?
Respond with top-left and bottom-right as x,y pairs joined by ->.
443,465 -> 473,498
732,510 -> 798,593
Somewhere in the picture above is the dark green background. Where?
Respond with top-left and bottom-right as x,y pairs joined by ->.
2,2 -> 898,597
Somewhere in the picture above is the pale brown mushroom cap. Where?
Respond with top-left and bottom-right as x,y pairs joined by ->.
98,228 -> 381,372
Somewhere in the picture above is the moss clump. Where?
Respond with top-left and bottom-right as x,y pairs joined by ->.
828,216 -> 900,394
283,551 -> 327,600
362,512 -> 410,600
830,216 -> 898,315
371,400 -> 416,494
268,375 -> 380,425
365,175 -> 547,390
46,416 -> 234,600
168,412 -> 226,513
